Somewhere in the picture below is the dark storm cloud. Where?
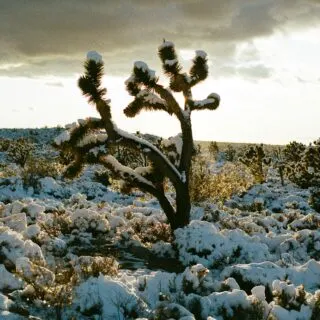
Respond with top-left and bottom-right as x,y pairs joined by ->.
0,0 -> 319,77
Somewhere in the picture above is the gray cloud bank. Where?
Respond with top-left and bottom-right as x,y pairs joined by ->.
0,0 -> 319,78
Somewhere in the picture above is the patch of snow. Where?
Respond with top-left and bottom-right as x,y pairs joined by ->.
195,50 -> 207,59
158,41 -> 174,50
54,130 -> 70,145
87,50 -> 103,63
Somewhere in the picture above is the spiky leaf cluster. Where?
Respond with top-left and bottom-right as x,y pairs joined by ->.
239,144 -> 271,183
53,118 -> 107,178
189,50 -> 209,86
78,60 -> 107,104
158,40 -> 182,76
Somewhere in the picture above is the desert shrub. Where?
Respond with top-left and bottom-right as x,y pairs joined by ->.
38,211 -> 72,238
218,299 -> 265,320
154,303 -> 194,320
0,163 -> 20,178
93,169 -> 111,187
16,255 -> 118,320
309,188 -> 320,212
72,256 -> 118,280
16,259 -> 77,320
272,281 -> 307,312
21,156 -> 62,191
311,291 -> 320,320
7,138 -> 35,167
285,139 -> 320,188
283,141 -> 306,163
130,218 -> 172,244
190,153 -> 253,203
0,138 -> 11,152
239,144 -> 271,184
189,153 -> 211,202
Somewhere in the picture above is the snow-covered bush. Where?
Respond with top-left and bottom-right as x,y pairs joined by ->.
21,156 -> 62,191
16,257 -> 77,320
174,221 -> 270,268
70,208 -> 110,234
75,275 -> 144,319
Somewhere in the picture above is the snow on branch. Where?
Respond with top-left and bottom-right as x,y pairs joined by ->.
124,90 -> 168,117
133,61 -> 157,85
100,155 -> 155,188
86,51 -> 103,63
191,93 -> 220,111
54,130 -> 71,146
113,125 -> 183,184
158,40 -> 174,50
77,133 -> 108,147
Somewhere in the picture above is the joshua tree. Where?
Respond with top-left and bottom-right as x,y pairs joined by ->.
208,141 -> 219,159
54,41 -> 220,230
285,139 -> 320,189
239,144 -> 271,184
283,141 -> 306,163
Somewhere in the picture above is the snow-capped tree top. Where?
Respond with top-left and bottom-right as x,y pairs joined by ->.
195,50 -> 207,59
134,61 -> 149,71
134,61 -> 156,80
86,51 -> 103,63
158,40 -> 174,50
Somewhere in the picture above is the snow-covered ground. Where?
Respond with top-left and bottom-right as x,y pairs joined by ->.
1,129 -> 320,319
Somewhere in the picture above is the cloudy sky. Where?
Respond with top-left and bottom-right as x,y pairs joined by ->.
0,0 -> 319,144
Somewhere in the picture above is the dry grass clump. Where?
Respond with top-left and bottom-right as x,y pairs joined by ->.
190,154 -> 254,204
130,219 -> 173,244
